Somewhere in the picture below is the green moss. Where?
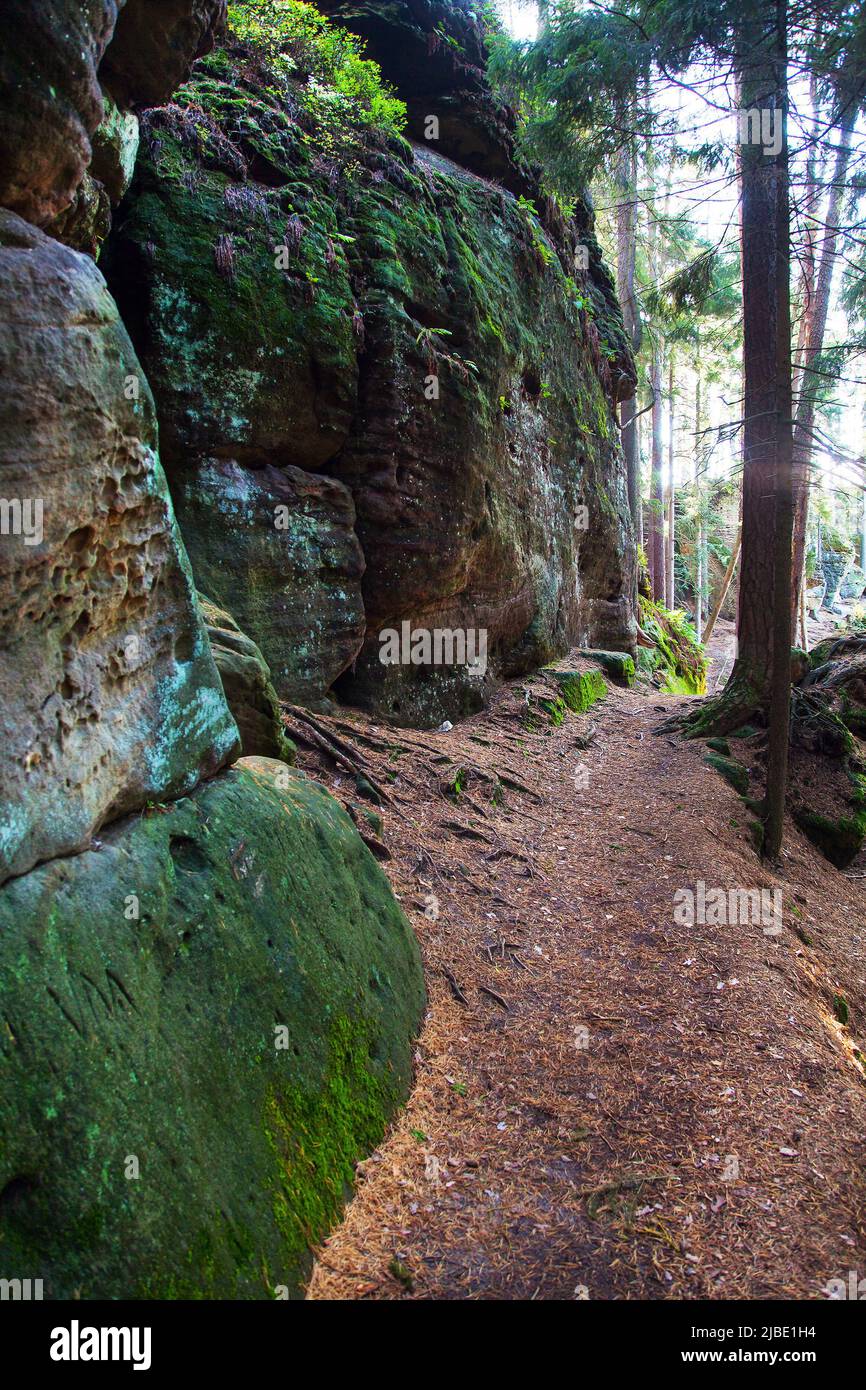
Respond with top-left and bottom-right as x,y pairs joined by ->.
578,649 -> 635,688
0,763 -> 424,1299
264,1015 -> 394,1278
539,696 -> 568,726
705,753 -> 750,796
546,668 -> 608,714
638,596 -> 707,695
841,701 -> 866,737
706,737 -> 731,755
792,806 -> 866,869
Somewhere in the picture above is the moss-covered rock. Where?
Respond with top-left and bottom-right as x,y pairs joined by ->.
637,595 -> 707,695
706,736 -> 731,756
0,758 -> 424,1298
704,752 -> 750,796
545,667 -> 608,713
578,648 -> 635,688
105,21 -> 636,723
792,806 -> 866,870
198,593 -> 296,761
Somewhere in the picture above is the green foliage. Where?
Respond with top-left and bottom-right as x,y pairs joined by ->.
638,594 -> 707,694
487,3 -> 657,195
227,0 -> 406,134
515,195 -> 555,266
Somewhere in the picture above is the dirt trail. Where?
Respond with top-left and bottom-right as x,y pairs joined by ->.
298,669 -> 866,1300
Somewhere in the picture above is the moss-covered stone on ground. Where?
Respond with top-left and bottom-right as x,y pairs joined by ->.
578,648 -> 635,688
704,752 -> 750,796
0,759 -> 424,1298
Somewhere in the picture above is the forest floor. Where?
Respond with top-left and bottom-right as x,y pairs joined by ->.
294,661 -> 866,1301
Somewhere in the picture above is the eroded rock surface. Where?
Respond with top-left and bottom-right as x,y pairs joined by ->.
0,211 -> 238,884
171,459 -> 366,703
106,28 -> 635,724
198,593 -> 296,760
0,0 -> 120,225
99,0 -> 228,109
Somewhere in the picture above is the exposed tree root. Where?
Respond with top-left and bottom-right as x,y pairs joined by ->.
656,670 -> 766,739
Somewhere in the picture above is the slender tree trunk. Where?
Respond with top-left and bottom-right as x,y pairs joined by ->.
746,0 -> 793,861
729,8 -> 790,706
666,355 -> 676,608
704,527 -> 741,647
616,142 -> 642,536
790,118 -> 855,633
860,488 -> 866,571
694,370 -> 705,639
650,342 -> 666,601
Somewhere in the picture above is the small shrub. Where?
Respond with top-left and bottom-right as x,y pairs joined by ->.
227,0 -> 406,135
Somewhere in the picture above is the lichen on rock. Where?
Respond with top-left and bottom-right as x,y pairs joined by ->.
0,211 -> 239,885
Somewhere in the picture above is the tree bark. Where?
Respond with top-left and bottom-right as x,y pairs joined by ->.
737,0 -> 794,861
616,142 -> 642,536
790,117 -> 855,633
703,527 -> 741,647
666,355 -> 676,608
731,7 -> 790,705
649,342 -> 666,602
694,369 -> 706,639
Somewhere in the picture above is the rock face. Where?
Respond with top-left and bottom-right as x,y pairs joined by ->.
99,0 -> 228,110
315,0 -> 526,190
0,0 -> 120,225
198,593 -> 295,760
173,461 -> 366,704
0,0 -> 426,1303
0,759 -> 425,1298
106,23 -> 636,725
0,211 -> 239,885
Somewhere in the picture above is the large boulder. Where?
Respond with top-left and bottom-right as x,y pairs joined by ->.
0,758 -> 425,1298
0,211 -> 239,885
0,0 -> 120,225
198,592 -> 296,760
105,29 -> 635,724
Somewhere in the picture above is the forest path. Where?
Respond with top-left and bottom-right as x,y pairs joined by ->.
299,670 -> 866,1300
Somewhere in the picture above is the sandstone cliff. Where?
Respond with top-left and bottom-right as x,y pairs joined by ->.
0,0 -> 636,1298
0,0 -> 424,1300
104,0 -> 637,725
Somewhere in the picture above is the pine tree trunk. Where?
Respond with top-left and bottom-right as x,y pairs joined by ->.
616,142 -> 642,536
790,119 -> 855,633
735,0 -> 794,860
694,370 -> 705,639
731,8 -> 790,710
666,355 -> 676,608
650,343 -> 665,602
